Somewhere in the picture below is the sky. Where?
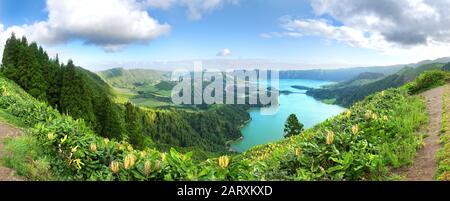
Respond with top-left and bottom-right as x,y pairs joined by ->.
1,0 -> 450,71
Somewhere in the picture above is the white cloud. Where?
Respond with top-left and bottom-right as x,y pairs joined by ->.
0,0 -> 171,53
263,0 -> 450,61
145,0 -> 239,20
217,48 -> 231,56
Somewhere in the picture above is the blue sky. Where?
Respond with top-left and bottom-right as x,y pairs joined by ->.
1,0 -> 449,71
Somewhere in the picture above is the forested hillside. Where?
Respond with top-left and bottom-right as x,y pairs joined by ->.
307,63 -> 446,107
0,34 -> 249,155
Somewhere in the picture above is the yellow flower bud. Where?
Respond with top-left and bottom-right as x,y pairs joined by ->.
155,160 -> 161,170
47,132 -> 55,140
104,138 -> 110,145
90,143 -> 97,152
127,145 -> 133,152
351,125 -> 359,135
140,151 -> 146,158
124,154 -> 137,170
326,130 -> 335,145
144,161 -> 151,176
345,110 -> 352,118
218,156 -> 230,168
294,148 -> 302,156
110,161 -> 120,173
372,113 -> 378,120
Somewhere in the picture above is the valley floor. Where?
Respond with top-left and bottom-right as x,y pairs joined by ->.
0,123 -> 23,181
396,86 -> 445,180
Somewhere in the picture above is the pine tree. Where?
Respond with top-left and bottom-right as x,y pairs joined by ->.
124,102 -> 145,148
59,60 -> 96,126
284,114 -> 304,138
95,97 -> 124,139
1,33 -> 20,81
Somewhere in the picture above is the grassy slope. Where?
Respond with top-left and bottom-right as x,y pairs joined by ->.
436,84 -> 450,180
0,109 -> 26,128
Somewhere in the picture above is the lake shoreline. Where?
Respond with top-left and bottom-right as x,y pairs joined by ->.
230,79 -> 346,153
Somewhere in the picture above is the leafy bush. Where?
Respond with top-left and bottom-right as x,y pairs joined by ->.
406,70 -> 449,94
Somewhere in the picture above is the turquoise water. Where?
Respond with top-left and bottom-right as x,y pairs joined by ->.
231,79 -> 346,152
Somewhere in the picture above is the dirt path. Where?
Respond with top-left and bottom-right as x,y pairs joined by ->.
0,122 -> 24,181
401,86 -> 444,181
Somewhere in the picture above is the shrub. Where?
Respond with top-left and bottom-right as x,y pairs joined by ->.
406,70 -> 449,94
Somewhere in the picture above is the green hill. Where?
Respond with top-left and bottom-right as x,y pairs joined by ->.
307,63 -> 445,107
97,68 -> 169,88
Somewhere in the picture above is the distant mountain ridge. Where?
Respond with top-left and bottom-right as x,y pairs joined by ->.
98,67 -> 170,88
279,57 -> 450,82
306,62 -> 447,107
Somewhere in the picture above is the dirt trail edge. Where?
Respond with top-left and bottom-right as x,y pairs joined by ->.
0,122 -> 23,181
402,86 -> 444,181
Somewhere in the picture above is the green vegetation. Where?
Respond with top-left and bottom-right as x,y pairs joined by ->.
97,68 -> 169,88
0,35 -> 250,155
2,135 -> 54,180
0,109 -> 26,128
98,68 -> 173,108
0,76 -> 256,180
322,98 -> 336,105
436,84 -> 450,181
284,114 -> 304,138
1,68 -> 441,180
1,33 -> 124,140
405,70 -> 449,94
308,63 -> 446,107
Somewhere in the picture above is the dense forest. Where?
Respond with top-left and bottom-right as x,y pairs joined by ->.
0,34 -> 249,155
